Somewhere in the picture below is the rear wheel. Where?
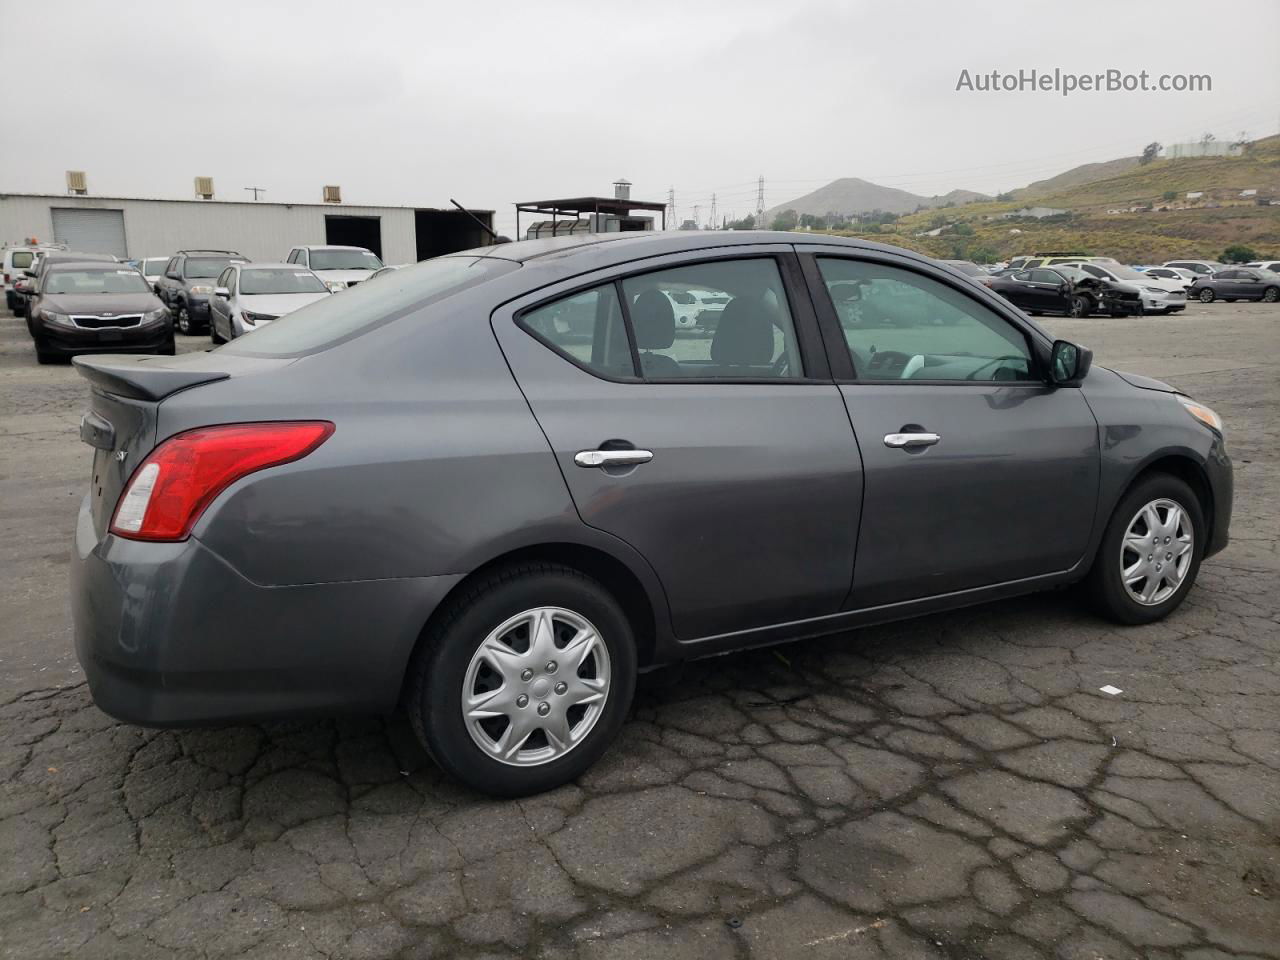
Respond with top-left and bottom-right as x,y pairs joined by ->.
1262,287 -> 1279,303
406,563 -> 638,796
1198,288 -> 1215,303
1086,474 -> 1203,625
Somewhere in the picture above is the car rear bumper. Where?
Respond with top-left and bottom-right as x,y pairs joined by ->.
70,495 -> 462,726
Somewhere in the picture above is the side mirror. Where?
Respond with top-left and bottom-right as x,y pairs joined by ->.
214,286 -> 230,299
1049,339 -> 1092,386
13,279 -> 30,294
166,271 -> 180,280
23,269 -> 36,278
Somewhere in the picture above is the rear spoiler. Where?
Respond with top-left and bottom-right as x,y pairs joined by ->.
72,354 -> 230,401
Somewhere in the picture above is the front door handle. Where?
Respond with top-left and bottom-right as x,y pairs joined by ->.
574,449 -> 655,468
884,432 -> 940,449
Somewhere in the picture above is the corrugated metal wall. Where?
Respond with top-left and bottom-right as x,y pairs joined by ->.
0,195 -> 420,264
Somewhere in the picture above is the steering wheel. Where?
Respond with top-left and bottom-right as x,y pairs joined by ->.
964,356 -> 1027,381
866,350 -> 912,373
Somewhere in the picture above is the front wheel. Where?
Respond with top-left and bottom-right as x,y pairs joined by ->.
1198,288 -> 1215,303
176,305 -> 193,335
406,564 -> 638,796
1085,474 -> 1204,625
1068,295 -> 1088,318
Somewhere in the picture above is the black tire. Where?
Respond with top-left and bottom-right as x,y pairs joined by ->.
176,305 -> 193,335
1261,287 -> 1279,303
156,335 -> 176,356
1198,288 -> 1215,303
1085,473 -> 1205,625
1068,295 -> 1087,318
210,320 -> 224,345
33,337 -> 56,365
406,563 -> 638,796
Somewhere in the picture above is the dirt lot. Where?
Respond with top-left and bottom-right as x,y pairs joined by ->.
0,303 -> 1276,959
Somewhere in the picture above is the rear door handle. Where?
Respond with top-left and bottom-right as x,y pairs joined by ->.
574,449 -> 654,468
884,432 -> 940,449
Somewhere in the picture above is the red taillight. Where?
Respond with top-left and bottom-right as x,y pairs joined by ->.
110,421 -> 334,541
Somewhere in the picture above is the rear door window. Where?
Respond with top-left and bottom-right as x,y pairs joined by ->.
519,284 -> 636,379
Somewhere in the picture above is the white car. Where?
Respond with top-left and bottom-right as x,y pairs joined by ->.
1062,261 -> 1187,313
1244,260 -> 1280,274
286,245 -> 383,291
1163,259 -> 1224,277
661,289 -> 703,330
134,256 -> 172,291
207,262 -> 332,343
1143,266 -> 1197,289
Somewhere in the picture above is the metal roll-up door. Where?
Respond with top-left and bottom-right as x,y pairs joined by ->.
50,208 -> 128,257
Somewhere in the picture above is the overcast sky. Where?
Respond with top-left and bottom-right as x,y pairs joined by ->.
3,0 -> 1277,235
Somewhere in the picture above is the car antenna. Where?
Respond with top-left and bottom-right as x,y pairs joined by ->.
449,199 -> 511,244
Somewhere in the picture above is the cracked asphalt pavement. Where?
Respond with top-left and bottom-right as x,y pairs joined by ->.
0,303 -> 1276,959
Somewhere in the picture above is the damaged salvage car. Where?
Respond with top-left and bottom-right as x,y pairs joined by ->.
70,231 -> 1231,796
984,264 -> 1145,316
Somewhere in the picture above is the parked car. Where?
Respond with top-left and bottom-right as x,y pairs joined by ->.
1163,260 -> 1224,277
4,243 -> 64,314
27,260 -> 172,363
1243,260 -> 1280,274
985,265 -> 1141,316
286,245 -> 383,291
1057,261 -> 1187,314
16,250 -> 120,330
1144,267 -> 1197,289
135,256 -> 172,290
154,250 -> 249,334
940,259 -> 988,278
1187,267 -> 1280,303
208,263 -> 332,342
69,231 -> 1231,796
370,264 -> 408,279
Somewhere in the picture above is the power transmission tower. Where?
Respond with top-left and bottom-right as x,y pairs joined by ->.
756,176 -> 765,227
666,187 -> 675,230
709,194 -> 717,231
693,204 -> 701,229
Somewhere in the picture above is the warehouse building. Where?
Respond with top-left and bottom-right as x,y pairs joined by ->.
0,186 -> 495,264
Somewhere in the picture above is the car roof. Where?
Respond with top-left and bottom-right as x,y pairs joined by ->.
239,262 -> 306,270
179,249 -> 243,256
41,251 -> 118,263
298,245 -> 371,251
444,229 -> 952,267
45,260 -> 136,271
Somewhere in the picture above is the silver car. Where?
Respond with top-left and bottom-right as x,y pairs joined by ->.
208,262 -> 332,342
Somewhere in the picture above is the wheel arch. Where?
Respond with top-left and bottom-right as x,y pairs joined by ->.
1116,452 -> 1215,546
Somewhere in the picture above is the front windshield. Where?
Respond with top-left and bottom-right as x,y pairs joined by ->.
142,258 -> 168,276
185,257 -> 243,278
309,249 -> 382,271
239,268 -> 328,295
46,268 -> 151,295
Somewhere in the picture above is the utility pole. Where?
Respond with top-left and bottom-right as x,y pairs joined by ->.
709,194 -> 717,231
243,187 -> 266,200
666,187 -> 676,230
756,175 -> 765,227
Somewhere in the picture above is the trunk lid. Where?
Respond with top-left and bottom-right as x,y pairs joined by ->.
74,352 -> 294,537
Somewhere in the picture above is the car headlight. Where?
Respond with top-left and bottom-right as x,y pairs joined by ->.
189,285 -> 214,295
143,307 -> 167,322
325,280 -> 347,293
1144,287 -> 1166,295
42,310 -> 72,326
1178,395 -> 1223,434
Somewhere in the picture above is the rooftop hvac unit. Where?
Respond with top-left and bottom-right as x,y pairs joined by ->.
66,171 -> 88,195
194,176 -> 215,199
323,185 -> 342,203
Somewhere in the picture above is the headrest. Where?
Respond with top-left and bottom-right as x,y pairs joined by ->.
631,290 -> 676,350
710,298 -> 775,364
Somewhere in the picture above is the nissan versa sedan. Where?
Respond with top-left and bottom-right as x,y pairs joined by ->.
28,261 -> 173,363
1188,267 -> 1280,303
207,262 -> 332,342
70,231 -> 1232,797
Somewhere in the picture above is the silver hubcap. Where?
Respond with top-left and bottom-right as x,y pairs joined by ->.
462,607 -> 610,767
1120,498 -> 1193,606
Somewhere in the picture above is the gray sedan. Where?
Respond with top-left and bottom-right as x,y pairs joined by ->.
69,231 -> 1232,796
208,262 -> 332,342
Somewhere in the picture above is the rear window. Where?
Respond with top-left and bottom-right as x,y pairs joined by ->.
222,255 -> 517,356
11,251 -> 34,268
184,257 -> 243,278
